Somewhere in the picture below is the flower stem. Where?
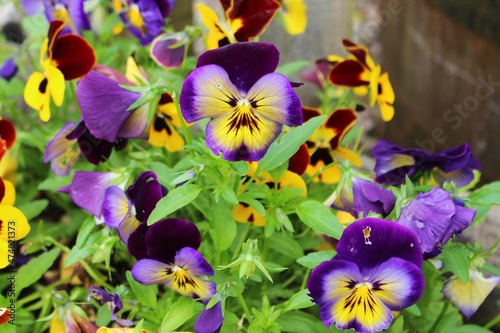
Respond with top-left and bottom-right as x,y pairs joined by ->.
231,223 -> 252,261
428,301 -> 450,332
485,313 -> 500,330
300,268 -> 311,290
232,284 -> 252,325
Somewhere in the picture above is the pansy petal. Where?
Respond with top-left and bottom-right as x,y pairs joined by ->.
227,0 -> 280,42
50,150 -> 80,176
279,0 -> 307,35
180,64 -> 242,122
150,32 -> 187,68
194,301 -> 224,333
51,34 -> 96,80
246,72 -> 303,126
126,171 -> 164,222
0,58 -> 18,81
325,108 -> 357,150
205,110 -> 281,161
45,63 -> 65,107
127,222 -> 149,260
77,70 -> 141,142
149,115 -> 185,152
367,257 -> 424,310
118,215 -> 141,244
166,271 -> 216,299
443,270 -> 500,319
0,119 -> 16,150
196,3 -> 234,50
0,240 -> 8,268
0,179 -> 15,206
23,72 -> 51,121
102,186 -> 130,228
131,258 -> 173,285
329,60 -> 369,87
118,104 -> 149,139
174,247 -> 214,277
197,42 -> 280,92
0,205 -> 30,241
145,218 -> 202,263
337,218 -> 423,269
44,122 -> 77,162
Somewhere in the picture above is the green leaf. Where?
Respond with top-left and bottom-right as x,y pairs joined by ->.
148,184 -> 201,224
403,304 -> 421,316
296,250 -> 336,269
160,297 -> 200,331
17,248 -> 60,294
296,201 -> 343,239
209,199 -> 237,251
276,60 -> 310,77
439,243 -> 470,283
257,115 -> 326,173
283,289 -> 314,312
469,181 -> 500,205
126,271 -> 158,309
270,232 -> 304,258
65,217 -> 98,267
17,199 -> 48,220
456,325 -> 493,333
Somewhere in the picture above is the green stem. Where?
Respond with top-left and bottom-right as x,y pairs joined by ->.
68,80 -> 80,120
33,292 -> 52,333
17,278 -> 69,307
485,313 -> 500,330
428,302 -> 450,332
231,223 -> 252,261
233,284 -> 253,326
300,268 -> 311,290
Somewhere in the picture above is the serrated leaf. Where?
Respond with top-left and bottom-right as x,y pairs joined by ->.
126,271 -> 158,309
439,243 -> 470,283
17,199 -> 48,220
17,248 -> 60,294
148,184 -> 201,224
296,250 -> 336,269
296,201 -> 343,239
209,200 -> 237,251
257,115 -> 326,173
283,289 -> 314,312
160,297 -> 199,331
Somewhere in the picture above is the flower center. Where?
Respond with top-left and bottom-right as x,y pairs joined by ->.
226,99 -> 261,134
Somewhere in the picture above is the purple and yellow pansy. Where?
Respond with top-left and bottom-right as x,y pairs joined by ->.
24,20 -> 96,122
180,42 -> 303,161
308,218 -> 425,333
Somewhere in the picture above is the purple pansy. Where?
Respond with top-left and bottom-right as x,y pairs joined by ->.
372,140 -> 480,187
77,68 -> 149,142
307,218 -> 425,333
59,171 -> 126,217
0,58 -> 18,81
102,171 -> 166,243
395,187 -> 476,258
88,286 -> 133,326
150,31 -> 188,68
179,42 -> 303,161
118,0 -> 175,45
195,301 -> 224,333
333,178 -> 396,218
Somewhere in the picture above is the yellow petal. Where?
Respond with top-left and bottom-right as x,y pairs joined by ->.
369,65 -> 381,107
24,72 -> 52,121
45,63 -> 65,107
280,0 -> 307,35
125,57 -> 147,86
196,4 -> 234,50
0,240 -> 8,268
335,147 -> 362,167
378,72 -> 395,122
0,179 -> 15,205
50,315 -> 66,333
0,206 -> 30,241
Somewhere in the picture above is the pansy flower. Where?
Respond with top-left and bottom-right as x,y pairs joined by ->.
50,302 -> 98,333
21,0 -> 91,34
59,171 -> 127,218
88,286 -> 133,326
180,42 -> 303,161
0,58 -> 18,81
275,0 -> 307,35
395,187 -> 476,258
116,0 -> 175,45
150,31 -> 189,68
24,20 -> 96,122
77,62 -> 149,142
328,39 -> 395,121
232,162 -> 307,226
443,269 -> 500,319
331,177 -> 396,219
196,0 -> 280,49
102,171 -> 166,243
97,328 -> 148,333
307,218 -> 425,333
195,300 -> 224,333
0,118 -> 16,161
0,177 -> 31,269
302,107 -> 361,184
372,140 -> 481,187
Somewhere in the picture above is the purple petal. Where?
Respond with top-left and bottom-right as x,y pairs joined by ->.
194,301 -> 224,333
441,204 -> 476,245
156,0 -> 175,18
395,188 -> 456,254
21,0 -> 43,15
117,215 -> 141,244
117,104 -> 149,139
126,171 -> 165,222
44,122 -> 78,163
337,218 -> 423,269
197,42 -> 280,92
0,58 -> 18,81
351,178 -> 396,218
128,222 -> 149,260
131,258 -> 173,284
120,0 -> 164,46
87,286 -> 112,303
77,70 -> 142,142
60,171 -> 122,217
145,218 -> 202,263
174,247 -> 214,276
150,32 -> 187,68
102,186 -> 130,228
433,143 -> 480,172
